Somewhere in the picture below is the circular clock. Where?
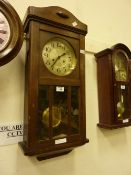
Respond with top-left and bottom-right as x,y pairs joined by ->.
0,11 -> 10,51
42,38 -> 77,76
0,0 -> 23,66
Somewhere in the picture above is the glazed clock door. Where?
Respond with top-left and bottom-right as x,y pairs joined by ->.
38,85 -> 80,141
113,49 -> 131,122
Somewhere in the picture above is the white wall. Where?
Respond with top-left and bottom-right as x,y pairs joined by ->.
1,0 -> 131,175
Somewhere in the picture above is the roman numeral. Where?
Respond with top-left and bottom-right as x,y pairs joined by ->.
0,38 -> 4,44
0,21 -> 4,24
0,30 -> 7,34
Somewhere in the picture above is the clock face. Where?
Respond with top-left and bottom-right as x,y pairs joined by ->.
113,50 -> 128,81
42,38 -> 77,76
0,11 -> 10,52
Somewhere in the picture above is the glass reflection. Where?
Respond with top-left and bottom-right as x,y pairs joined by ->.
38,85 -> 49,140
71,87 -> 79,134
116,85 -> 131,120
113,51 -> 128,82
52,86 -> 68,139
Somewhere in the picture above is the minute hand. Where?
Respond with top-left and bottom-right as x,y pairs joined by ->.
51,53 -> 66,68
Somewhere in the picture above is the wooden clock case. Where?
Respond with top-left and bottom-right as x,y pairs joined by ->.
95,43 -> 131,129
19,6 -> 88,160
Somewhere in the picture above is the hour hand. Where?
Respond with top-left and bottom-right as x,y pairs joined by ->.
51,52 -> 66,68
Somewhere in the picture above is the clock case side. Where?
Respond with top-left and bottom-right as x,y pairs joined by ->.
20,6 -> 88,158
95,43 -> 131,129
95,49 -> 114,129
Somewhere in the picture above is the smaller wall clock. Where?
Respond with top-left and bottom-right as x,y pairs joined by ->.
19,6 -> 89,160
95,43 -> 131,129
0,0 -> 23,66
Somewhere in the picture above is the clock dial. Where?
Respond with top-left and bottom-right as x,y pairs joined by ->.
113,50 -> 127,81
0,11 -> 10,51
42,38 -> 77,76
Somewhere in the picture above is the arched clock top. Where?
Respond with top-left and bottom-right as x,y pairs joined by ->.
95,43 -> 131,60
111,43 -> 131,59
23,6 -> 87,35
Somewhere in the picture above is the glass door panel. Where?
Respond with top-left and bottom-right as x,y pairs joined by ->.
71,86 -> 79,134
116,85 -> 131,120
112,50 -> 128,82
52,86 -> 68,139
38,85 -> 49,140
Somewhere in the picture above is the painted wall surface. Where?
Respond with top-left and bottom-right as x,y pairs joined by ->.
0,0 -> 131,175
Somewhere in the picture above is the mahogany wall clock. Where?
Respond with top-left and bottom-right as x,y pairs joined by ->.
0,0 -> 23,66
19,6 -> 89,160
95,43 -> 131,129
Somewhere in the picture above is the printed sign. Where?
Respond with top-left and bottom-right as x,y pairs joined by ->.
55,138 -> 67,144
0,122 -> 23,146
123,119 -> 129,123
56,86 -> 64,92
72,21 -> 78,27
121,85 -> 125,89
